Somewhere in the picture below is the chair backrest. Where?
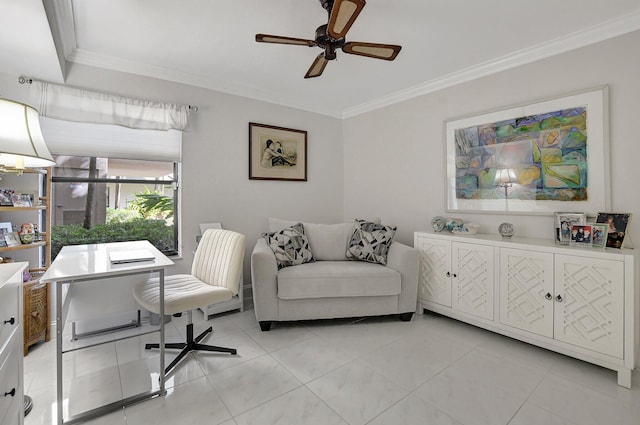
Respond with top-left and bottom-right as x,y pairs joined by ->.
192,229 -> 246,295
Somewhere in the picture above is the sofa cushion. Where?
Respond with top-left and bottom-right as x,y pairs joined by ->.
262,223 -> 315,269
346,219 -> 397,265
277,261 -> 401,300
268,217 -> 381,261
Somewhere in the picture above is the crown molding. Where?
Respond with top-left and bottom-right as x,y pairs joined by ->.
342,9 -> 640,119
58,6 -> 640,120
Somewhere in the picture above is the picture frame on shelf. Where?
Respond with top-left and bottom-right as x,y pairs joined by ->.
249,122 -> 307,181
555,212 -> 586,245
445,86 -> 609,214
569,224 -> 593,246
4,232 -> 22,247
591,223 -> 608,249
0,189 -> 14,206
10,193 -> 33,207
0,222 -> 12,235
596,212 -> 631,249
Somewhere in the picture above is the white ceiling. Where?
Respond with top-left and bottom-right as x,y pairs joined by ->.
3,0 -> 640,118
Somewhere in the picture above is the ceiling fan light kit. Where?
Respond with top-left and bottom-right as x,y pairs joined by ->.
255,0 -> 402,78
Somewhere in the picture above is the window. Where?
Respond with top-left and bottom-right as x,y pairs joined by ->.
40,117 -> 182,260
50,156 -> 179,259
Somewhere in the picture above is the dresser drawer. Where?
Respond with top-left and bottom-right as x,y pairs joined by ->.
0,340 -> 22,425
0,278 -> 20,350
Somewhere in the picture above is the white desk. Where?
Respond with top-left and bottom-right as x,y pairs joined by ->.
40,241 -> 174,425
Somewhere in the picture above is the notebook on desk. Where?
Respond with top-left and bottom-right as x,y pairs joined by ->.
109,249 -> 155,264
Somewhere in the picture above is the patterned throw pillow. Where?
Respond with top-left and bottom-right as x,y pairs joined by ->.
346,219 -> 397,265
262,223 -> 316,269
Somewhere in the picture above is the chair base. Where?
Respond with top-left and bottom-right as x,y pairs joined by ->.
146,322 -> 236,374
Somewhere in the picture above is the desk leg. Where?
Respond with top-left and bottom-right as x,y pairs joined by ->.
56,281 -> 63,425
159,269 -> 166,395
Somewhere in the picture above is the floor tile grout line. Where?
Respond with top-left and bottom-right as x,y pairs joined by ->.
503,365 -> 551,425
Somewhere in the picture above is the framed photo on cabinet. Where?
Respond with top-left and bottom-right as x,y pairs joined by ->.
555,212 -> 586,245
591,223 -> 608,249
596,213 -> 631,249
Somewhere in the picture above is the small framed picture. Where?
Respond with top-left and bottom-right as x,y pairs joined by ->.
555,212 -> 586,245
10,193 -> 33,207
4,232 -> 22,247
0,189 -> 14,206
0,222 -> 12,235
570,224 -> 593,246
591,223 -> 608,249
596,213 -> 631,249
249,122 -> 307,181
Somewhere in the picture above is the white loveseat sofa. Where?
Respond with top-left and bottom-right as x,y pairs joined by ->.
251,218 -> 418,331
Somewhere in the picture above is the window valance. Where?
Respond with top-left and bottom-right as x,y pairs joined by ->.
40,117 -> 182,162
29,81 -> 190,131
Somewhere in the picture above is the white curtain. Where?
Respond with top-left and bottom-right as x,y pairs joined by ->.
29,81 -> 190,131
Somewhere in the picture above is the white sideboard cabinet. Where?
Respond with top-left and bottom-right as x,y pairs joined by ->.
415,231 -> 638,388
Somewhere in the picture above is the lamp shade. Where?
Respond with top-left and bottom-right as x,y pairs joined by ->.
0,98 -> 55,169
494,168 -> 517,186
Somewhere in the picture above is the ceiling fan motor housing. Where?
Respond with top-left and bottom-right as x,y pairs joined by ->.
315,24 -> 344,60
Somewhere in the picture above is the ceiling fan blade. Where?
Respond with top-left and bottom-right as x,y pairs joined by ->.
304,53 -> 329,79
255,34 -> 316,47
327,0 -> 366,39
342,41 -> 402,60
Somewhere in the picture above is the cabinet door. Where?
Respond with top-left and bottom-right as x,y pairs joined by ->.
452,242 -> 494,320
416,236 -> 452,307
554,254 -> 624,358
499,248 -> 554,338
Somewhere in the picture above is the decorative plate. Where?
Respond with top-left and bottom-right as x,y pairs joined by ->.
431,216 -> 446,232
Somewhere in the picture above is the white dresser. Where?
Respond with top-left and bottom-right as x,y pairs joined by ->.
0,263 -> 26,425
415,231 -> 638,387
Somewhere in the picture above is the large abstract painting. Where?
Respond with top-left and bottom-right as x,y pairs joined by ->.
445,87 -> 610,214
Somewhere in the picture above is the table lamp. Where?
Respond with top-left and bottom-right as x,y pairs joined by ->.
0,98 -> 55,175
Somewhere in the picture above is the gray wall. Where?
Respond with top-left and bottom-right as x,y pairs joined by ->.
1,29 -> 638,300
343,30 -> 640,247
0,65 -> 344,285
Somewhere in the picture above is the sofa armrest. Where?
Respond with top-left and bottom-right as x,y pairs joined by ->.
251,238 -> 279,322
386,241 -> 418,314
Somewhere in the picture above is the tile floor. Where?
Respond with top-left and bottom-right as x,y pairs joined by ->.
22,309 -> 640,425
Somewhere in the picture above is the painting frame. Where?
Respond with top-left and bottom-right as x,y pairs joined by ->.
249,122 -> 307,181
445,86 -> 610,215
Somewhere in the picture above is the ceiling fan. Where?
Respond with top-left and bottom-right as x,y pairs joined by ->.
255,0 -> 402,79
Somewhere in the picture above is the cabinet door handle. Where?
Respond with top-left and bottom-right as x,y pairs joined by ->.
4,388 -> 15,397
3,317 -> 15,325
555,295 -> 563,302
545,293 -> 552,300
452,273 -> 457,278
446,272 -> 451,277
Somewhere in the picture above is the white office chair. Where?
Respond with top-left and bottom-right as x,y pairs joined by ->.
197,222 -> 244,317
133,229 -> 246,374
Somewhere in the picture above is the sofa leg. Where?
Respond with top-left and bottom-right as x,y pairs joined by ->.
259,321 -> 273,332
399,312 -> 413,322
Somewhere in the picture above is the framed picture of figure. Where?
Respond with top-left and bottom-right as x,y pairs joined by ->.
249,122 -> 307,181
